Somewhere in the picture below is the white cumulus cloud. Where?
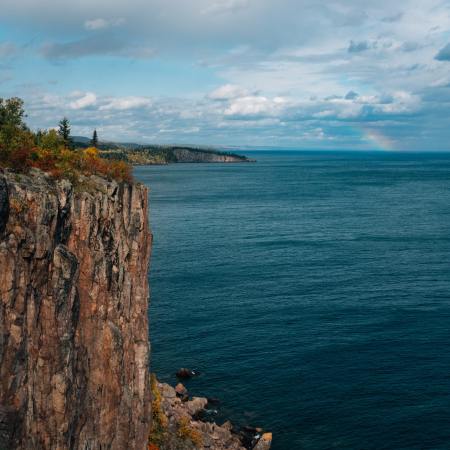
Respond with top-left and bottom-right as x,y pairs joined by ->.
224,95 -> 288,117
69,92 -> 97,109
208,84 -> 249,100
99,96 -> 152,111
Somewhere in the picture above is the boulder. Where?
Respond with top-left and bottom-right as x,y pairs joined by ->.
254,432 -> 272,450
159,383 -> 176,399
176,368 -> 199,378
175,383 -> 187,396
221,420 -> 233,431
186,397 -> 208,416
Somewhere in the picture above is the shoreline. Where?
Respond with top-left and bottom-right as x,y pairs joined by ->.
150,374 -> 272,450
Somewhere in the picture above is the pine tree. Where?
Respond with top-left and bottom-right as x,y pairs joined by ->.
91,129 -> 98,148
58,117 -> 72,149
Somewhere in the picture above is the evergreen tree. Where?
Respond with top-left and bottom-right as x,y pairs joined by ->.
91,129 -> 98,148
58,117 -> 72,148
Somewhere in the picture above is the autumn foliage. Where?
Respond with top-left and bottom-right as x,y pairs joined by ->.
0,142 -> 133,183
0,97 -> 133,183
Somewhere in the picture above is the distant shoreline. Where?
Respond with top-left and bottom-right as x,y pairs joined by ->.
71,136 -> 255,164
100,147 -> 255,165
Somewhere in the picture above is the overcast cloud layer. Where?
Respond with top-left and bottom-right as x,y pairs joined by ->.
1,0 -> 450,149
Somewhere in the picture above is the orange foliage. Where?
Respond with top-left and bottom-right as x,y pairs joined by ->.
6,146 -> 35,170
1,144 -> 133,183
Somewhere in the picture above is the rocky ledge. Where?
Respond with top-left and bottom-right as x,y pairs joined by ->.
149,375 -> 272,450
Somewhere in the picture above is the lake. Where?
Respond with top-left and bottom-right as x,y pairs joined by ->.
135,151 -> 450,450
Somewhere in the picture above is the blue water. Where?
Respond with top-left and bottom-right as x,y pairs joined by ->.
135,151 -> 450,450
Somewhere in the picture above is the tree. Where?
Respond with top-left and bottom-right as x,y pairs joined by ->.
0,97 -> 27,130
91,129 -> 98,148
35,129 -> 64,152
0,97 -> 33,161
58,117 -> 72,148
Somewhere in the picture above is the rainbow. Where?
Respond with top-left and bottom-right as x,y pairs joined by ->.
360,127 -> 395,151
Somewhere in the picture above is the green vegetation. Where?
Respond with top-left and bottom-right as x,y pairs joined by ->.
149,374 -> 169,447
176,417 -> 203,447
0,95 -> 249,184
91,129 -> 98,148
97,145 -> 250,165
70,135 -> 251,164
58,117 -> 72,149
0,97 -> 132,183
148,374 -> 203,450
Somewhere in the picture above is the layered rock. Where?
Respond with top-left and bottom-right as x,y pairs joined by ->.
0,169 -> 152,450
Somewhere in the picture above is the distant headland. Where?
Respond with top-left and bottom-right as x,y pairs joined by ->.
72,136 -> 255,165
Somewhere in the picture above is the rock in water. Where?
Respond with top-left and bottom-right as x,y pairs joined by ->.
176,368 -> 197,378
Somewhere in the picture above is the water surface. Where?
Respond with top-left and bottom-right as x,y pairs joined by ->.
135,151 -> 450,450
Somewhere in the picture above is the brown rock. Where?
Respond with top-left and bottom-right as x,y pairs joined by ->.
0,170 -> 152,450
175,382 -> 188,396
221,420 -> 233,431
159,383 -> 177,399
254,432 -> 273,450
186,397 -> 208,416
176,368 -> 197,378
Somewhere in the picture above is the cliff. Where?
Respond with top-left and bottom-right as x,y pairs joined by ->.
0,169 -> 152,449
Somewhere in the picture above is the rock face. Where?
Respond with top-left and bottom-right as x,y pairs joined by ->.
0,169 -> 152,449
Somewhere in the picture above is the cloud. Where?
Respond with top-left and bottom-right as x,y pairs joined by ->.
69,92 -> 97,109
224,95 -> 288,118
99,96 -> 152,110
41,36 -> 155,61
348,40 -> 376,53
201,0 -> 250,15
84,17 -> 125,30
435,43 -> 450,61
381,12 -> 403,23
401,41 -> 420,52
15,85 -> 448,150
0,42 -> 18,58
41,36 -> 121,59
2,0 -> 450,149
208,84 -> 249,100
345,91 -> 359,100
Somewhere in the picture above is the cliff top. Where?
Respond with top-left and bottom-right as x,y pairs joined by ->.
0,97 -> 132,183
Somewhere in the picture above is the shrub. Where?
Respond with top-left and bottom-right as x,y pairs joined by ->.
148,374 -> 168,447
0,97 -> 133,184
177,417 -> 203,447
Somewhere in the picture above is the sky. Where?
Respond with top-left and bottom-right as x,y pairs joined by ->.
1,0 -> 450,150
